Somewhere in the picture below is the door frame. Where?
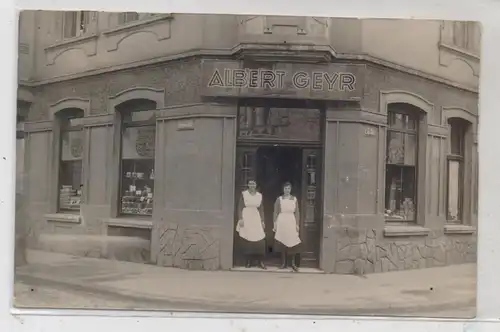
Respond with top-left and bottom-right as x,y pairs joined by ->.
232,99 -> 327,268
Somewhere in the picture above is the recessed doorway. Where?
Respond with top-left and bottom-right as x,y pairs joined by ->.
233,144 -> 322,269
257,145 -> 302,266
232,102 -> 324,270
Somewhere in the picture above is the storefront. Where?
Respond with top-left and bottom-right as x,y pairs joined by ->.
20,56 -> 478,274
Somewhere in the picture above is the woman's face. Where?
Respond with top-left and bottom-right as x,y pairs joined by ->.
283,185 -> 292,195
248,181 -> 257,191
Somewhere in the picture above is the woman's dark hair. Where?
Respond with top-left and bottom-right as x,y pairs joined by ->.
247,178 -> 257,184
283,181 -> 292,188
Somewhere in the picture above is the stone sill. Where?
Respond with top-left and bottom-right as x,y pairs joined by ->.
106,218 -> 153,230
444,224 -> 476,235
102,14 -> 173,37
438,42 -> 480,61
44,34 -> 98,52
44,213 -> 82,224
383,225 -> 430,237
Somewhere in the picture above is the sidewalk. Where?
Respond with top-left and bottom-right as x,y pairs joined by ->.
14,250 -> 476,316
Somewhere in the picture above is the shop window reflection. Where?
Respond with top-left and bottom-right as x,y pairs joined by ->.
58,110 -> 84,212
119,109 -> 156,217
384,105 -> 418,222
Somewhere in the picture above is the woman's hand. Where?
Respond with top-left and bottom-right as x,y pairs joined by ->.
261,222 -> 265,229
273,223 -> 277,232
296,224 -> 300,233
238,220 -> 244,228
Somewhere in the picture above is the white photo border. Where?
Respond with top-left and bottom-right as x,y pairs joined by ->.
3,0 -> 500,331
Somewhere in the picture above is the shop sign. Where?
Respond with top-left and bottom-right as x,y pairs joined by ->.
201,60 -> 364,101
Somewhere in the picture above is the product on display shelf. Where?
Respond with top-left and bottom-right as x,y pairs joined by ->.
59,185 -> 81,210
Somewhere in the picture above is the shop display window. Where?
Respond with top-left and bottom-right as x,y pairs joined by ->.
119,110 -> 156,217
58,113 -> 84,212
384,106 -> 418,221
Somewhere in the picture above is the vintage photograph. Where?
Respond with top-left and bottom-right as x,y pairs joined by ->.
14,12 -> 479,317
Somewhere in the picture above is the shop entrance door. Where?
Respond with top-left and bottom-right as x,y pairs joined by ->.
233,102 -> 324,269
256,145 -> 302,266
233,145 -> 322,268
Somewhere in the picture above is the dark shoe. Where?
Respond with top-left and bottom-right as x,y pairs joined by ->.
258,261 -> 267,270
245,260 -> 251,268
291,264 -> 299,272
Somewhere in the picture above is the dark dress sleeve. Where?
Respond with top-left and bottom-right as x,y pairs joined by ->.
237,193 -> 244,220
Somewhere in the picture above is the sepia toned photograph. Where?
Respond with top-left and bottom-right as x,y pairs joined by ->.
14,11 -> 479,318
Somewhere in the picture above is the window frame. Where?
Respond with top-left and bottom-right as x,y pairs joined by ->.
112,100 -> 158,219
446,117 -> 470,224
452,21 -> 478,52
384,106 -> 420,223
54,109 -> 85,214
62,11 -> 92,39
116,12 -> 157,26
118,108 -> 157,217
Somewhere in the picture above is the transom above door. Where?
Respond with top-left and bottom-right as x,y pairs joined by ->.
236,100 -> 324,145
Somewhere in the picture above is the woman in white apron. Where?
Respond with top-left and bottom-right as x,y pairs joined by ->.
236,180 -> 267,269
273,182 -> 301,272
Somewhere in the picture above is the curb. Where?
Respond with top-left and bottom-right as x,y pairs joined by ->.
15,272 -> 476,316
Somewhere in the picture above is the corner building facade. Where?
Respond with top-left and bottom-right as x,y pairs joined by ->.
17,13 -> 479,273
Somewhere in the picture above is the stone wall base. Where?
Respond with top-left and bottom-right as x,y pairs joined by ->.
332,227 -> 477,275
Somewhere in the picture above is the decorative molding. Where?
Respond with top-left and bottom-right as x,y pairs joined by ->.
44,34 -> 98,66
325,108 -> 387,125
108,86 -> 165,111
81,114 -> 115,127
48,97 -> 91,119
383,225 -> 431,237
44,213 -> 82,224
17,86 -> 34,103
24,120 -> 53,133
427,124 -> 448,137
103,14 -> 173,52
441,106 -> 478,130
232,43 -> 336,63
105,218 -> 153,229
439,43 -> 480,61
438,21 -> 480,78
444,224 -> 476,235
379,90 -> 434,114
438,44 -> 480,78
20,49 -> 479,94
155,103 -> 236,121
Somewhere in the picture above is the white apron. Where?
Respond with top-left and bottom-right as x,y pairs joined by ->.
274,196 -> 301,248
236,190 -> 266,242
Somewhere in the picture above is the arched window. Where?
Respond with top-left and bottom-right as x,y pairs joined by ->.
384,103 -> 421,222
447,117 -> 470,223
57,108 -> 85,212
117,99 -> 157,217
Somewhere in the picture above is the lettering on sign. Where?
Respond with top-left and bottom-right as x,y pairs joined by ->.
207,68 -> 357,92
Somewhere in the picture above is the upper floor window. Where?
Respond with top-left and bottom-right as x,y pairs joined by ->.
452,21 -> 479,52
57,109 -> 84,212
63,11 -> 91,39
447,118 -> 470,223
384,104 -> 420,222
118,100 -> 157,217
117,12 -> 157,25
